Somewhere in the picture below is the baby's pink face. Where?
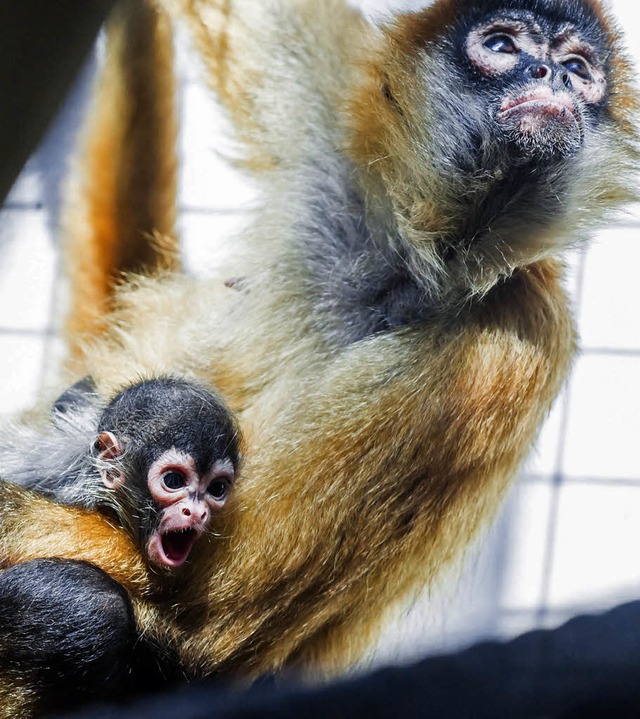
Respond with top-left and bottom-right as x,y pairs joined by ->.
96,430 -> 235,570
145,448 -> 235,569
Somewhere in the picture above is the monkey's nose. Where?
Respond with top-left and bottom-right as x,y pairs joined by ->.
527,62 -> 551,80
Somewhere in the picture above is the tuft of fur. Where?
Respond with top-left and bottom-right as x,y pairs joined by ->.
0,406 -> 107,510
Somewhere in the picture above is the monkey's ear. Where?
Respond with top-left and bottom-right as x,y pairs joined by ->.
95,431 -> 125,490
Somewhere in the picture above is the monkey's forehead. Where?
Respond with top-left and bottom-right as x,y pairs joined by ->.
119,418 -> 240,473
454,0 -> 601,21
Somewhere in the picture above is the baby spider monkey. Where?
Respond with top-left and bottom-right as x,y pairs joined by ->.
1,376 -> 240,573
0,376 -> 241,716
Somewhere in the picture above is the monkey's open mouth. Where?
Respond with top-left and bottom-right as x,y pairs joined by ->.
162,528 -> 198,564
147,528 -> 201,569
160,528 -> 199,567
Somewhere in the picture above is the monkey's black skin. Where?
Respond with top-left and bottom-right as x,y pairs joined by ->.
444,0 -> 610,156
0,559 -> 176,715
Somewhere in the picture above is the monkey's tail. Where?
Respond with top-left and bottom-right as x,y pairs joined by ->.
62,0 -> 179,370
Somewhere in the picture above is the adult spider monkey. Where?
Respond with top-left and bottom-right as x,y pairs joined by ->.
0,0 -> 637,715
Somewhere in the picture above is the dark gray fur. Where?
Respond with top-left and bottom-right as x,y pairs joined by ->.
299,167 -> 431,345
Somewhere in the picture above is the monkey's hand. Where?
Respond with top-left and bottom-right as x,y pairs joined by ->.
0,479 -> 149,596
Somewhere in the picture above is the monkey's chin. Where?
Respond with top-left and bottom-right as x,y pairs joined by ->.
499,102 -> 583,160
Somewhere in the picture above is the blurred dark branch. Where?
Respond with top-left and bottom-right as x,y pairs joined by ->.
0,0 -> 116,206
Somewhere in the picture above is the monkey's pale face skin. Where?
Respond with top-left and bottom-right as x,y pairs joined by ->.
466,14 -> 607,150
146,449 -> 235,569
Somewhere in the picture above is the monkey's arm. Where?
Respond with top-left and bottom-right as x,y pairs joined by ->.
0,480 -> 149,597
162,0 -> 367,169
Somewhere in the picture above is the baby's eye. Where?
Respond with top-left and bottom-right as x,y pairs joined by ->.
207,480 -> 229,501
162,471 -> 186,490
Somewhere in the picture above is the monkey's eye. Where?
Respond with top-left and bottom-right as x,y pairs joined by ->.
162,471 -> 186,490
483,34 -> 517,54
207,480 -> 229,501
563,56 -> 590,80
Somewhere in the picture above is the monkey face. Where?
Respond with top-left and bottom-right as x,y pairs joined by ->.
94,378 -> 240,571
145,448 -> 235,569
462,6 -> 609,161
362,0 -> 620,193
95,432 -> 235,569
346,0 -> 637,296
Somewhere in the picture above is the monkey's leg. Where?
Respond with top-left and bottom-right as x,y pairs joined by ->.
63,0 -> 179,371
61,0 -> 370,394
0,559 -> 138,718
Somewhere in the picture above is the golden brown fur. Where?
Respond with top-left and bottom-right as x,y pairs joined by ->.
0,481 -> 149,596
0,0 -> 638,712
62,0 -> 179,367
